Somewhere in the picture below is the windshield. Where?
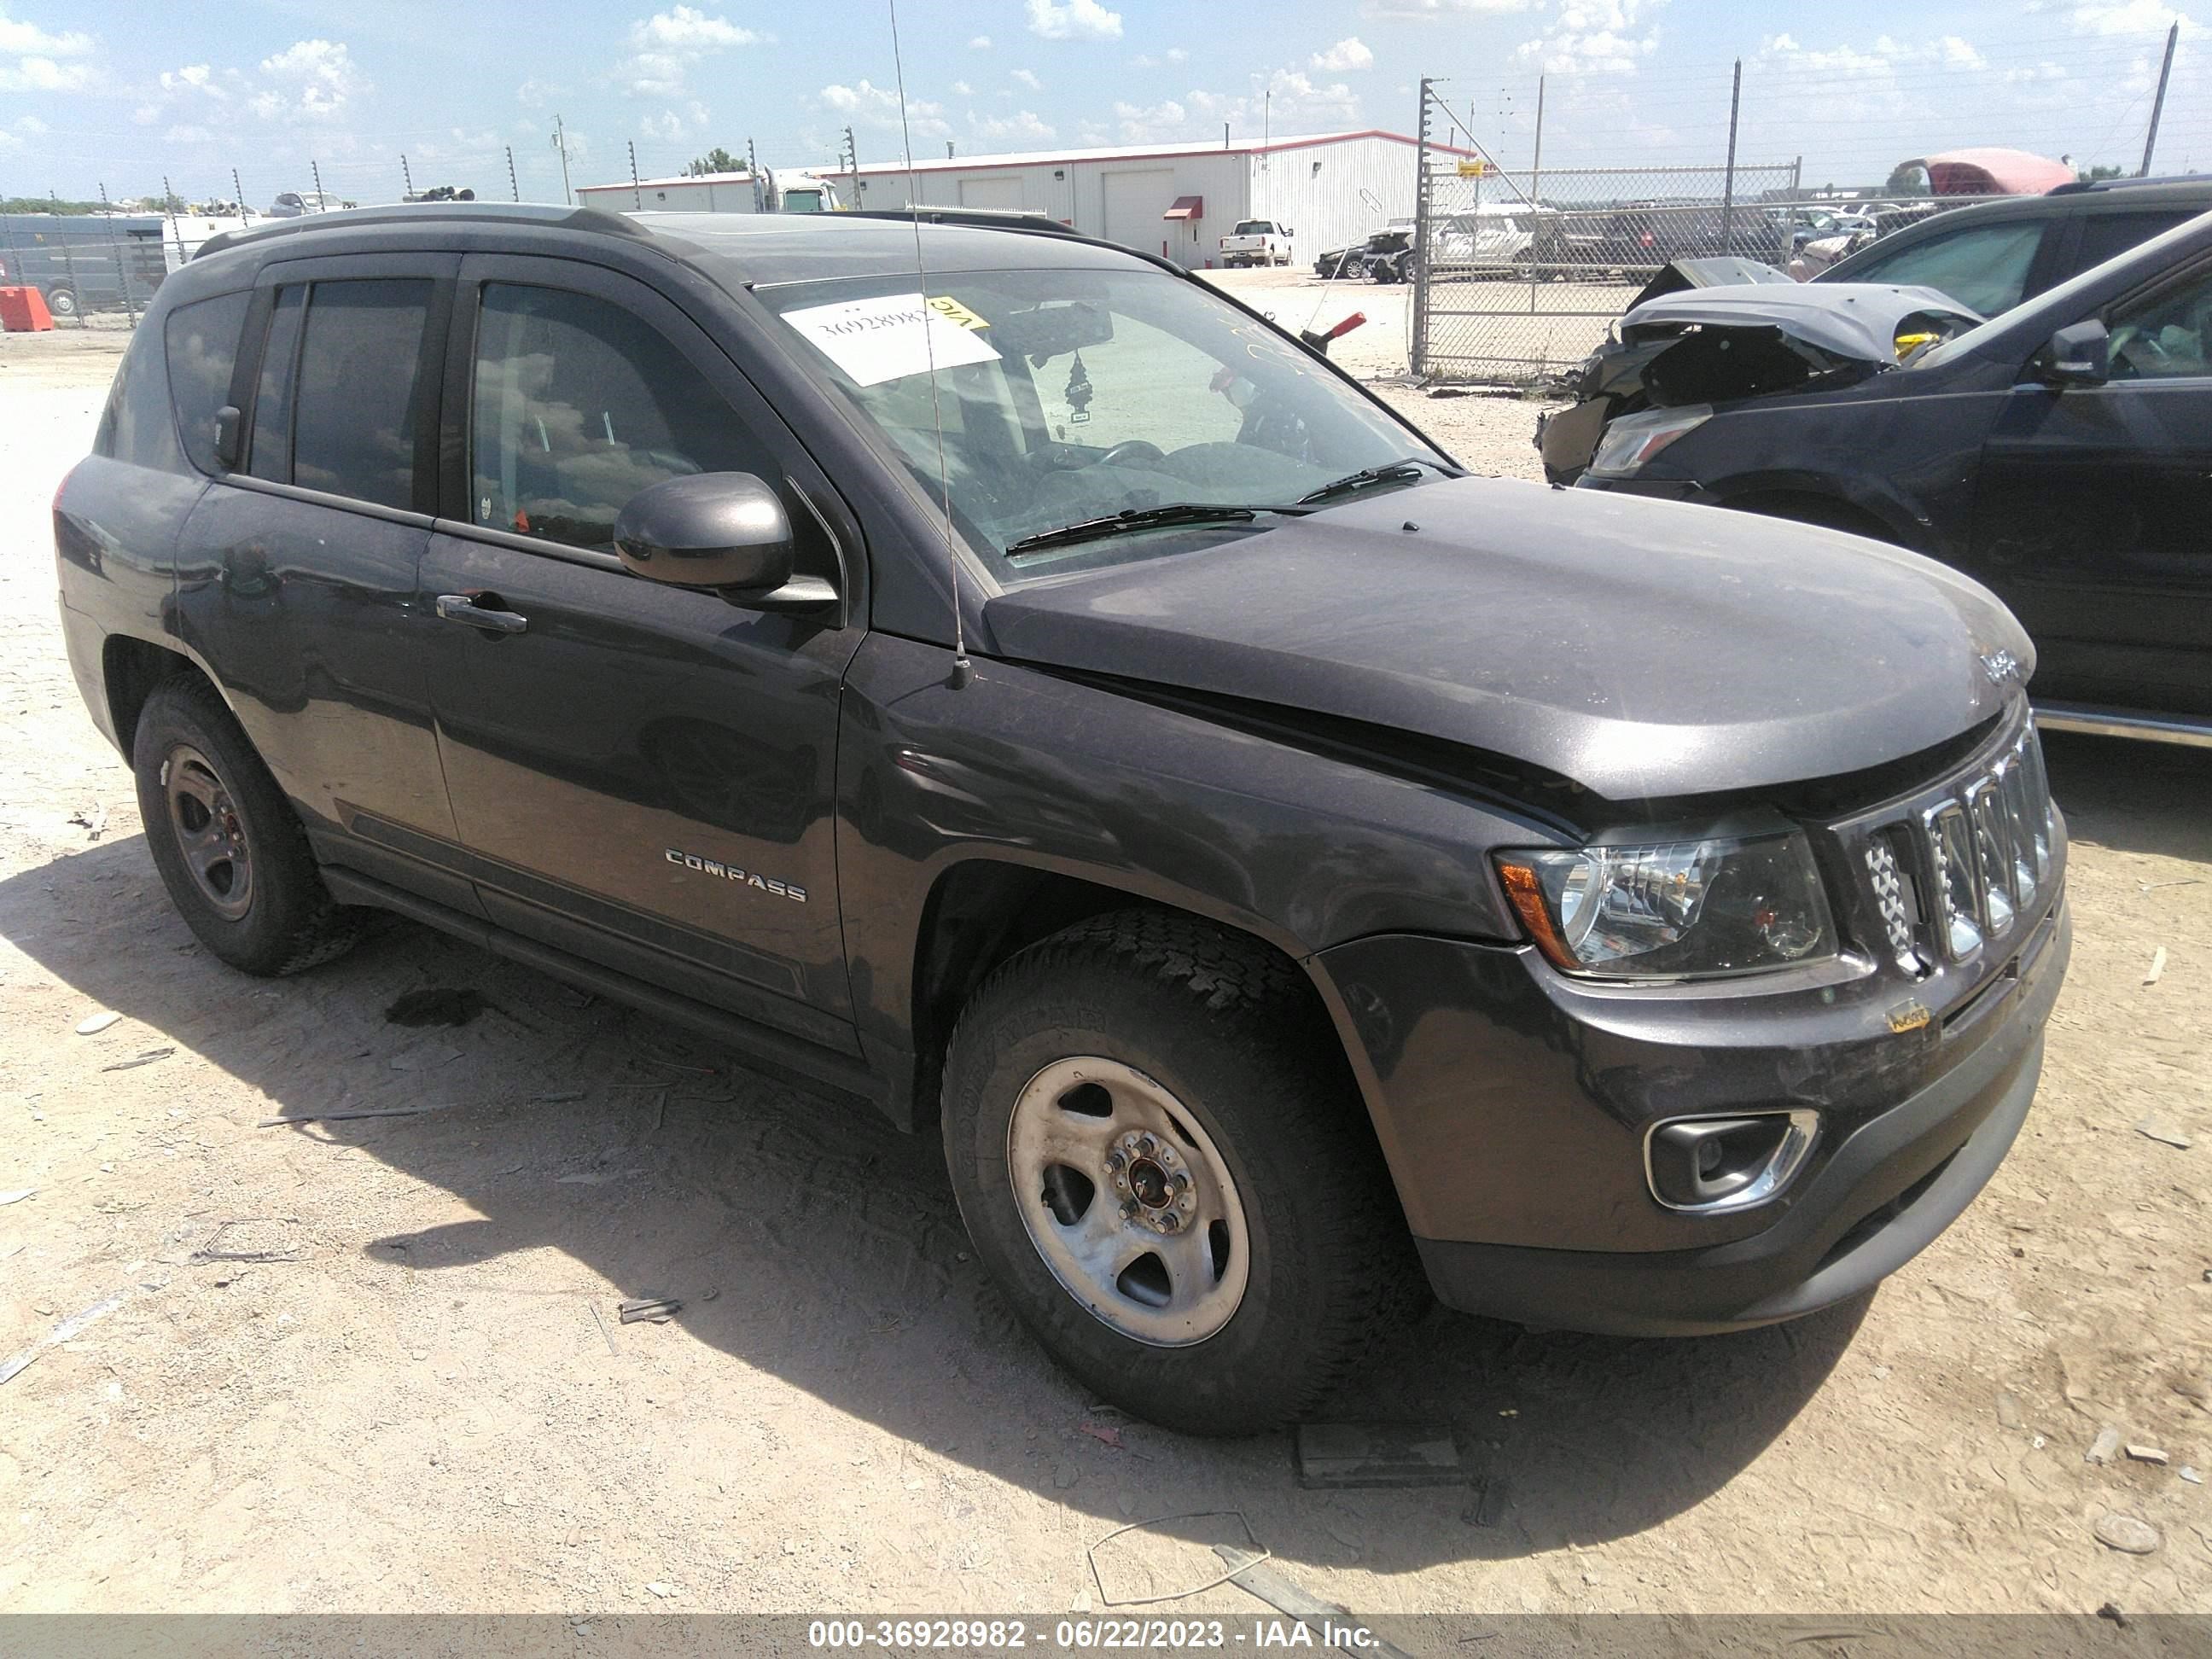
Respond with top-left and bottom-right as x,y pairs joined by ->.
782,189 -> 825,212
760,265 -> 1440,582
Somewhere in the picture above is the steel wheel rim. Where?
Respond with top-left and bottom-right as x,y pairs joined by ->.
1005,1057 -> 1251,1348
163,744 -> 254,921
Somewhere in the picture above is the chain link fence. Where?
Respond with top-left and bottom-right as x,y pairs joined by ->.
1412,85 -> 1810,387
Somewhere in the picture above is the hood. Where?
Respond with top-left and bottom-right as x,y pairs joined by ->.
1627,256 -> 1793,310
1623,282 -> 1982,364
982,477 -> 2031,804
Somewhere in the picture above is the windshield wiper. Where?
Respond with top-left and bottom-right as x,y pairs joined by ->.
1296,457 -> 1455,505
1006,501 -> 1311,557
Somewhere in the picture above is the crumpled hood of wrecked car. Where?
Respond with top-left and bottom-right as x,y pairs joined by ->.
1621,280 -> 1982,364
981,475 -> 2032,802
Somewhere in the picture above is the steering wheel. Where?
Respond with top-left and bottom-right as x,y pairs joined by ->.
1096,439 -> 1167,469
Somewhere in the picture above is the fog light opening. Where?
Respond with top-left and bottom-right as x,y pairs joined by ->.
1645,1109 -> 1820,1214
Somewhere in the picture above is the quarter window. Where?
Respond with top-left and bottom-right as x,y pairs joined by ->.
247,287 -> 304,484
468,282 -> 771,551
289,278 -> 432,509
163,291 -> 250,475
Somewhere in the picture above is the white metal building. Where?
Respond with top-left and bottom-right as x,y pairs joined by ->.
577,168 -> 842,215
838,131 -> 1441,270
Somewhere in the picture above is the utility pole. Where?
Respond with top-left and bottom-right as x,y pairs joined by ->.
400,153 -> 414,200
2141,21 -> 2180,176
1720,57 -> 1743,256
506,146 -> 519,201
748,137 -> 765,212
628,140 -> 641,209
1529,73 -> 1546,282
552,115 -> 573,204
310,158 -> 325,210
232,168 -> 253,223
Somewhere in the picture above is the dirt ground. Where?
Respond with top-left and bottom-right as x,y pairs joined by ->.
0,318 -> 2207,1623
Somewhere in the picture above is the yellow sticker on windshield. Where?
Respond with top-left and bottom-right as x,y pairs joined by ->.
927,294 -> 991,331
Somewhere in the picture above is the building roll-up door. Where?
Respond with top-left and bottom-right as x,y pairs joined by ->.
1101,169 -> 1176,257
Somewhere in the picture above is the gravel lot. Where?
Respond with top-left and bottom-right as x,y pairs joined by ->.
1,322 -> 2208,1621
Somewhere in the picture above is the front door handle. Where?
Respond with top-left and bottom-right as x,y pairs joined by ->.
435,592 -> 529,635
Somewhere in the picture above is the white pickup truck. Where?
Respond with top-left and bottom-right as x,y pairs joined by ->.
1219,219 -> 1293,267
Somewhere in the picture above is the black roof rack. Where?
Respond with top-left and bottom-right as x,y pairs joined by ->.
193,201 -> 649,261
2046,173 -> 2211,195
841,205 -> 1086,238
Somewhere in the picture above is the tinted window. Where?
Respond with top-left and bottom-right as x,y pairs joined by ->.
469,282 -> 771,550
2073,210 -> 2196,276
163,291 -> 250,475
248,287 -> 305,483
96,320 -> 183,470
291,279 -> 431,509
1848,221 -> 2043,317
2109,264 -> 2212,380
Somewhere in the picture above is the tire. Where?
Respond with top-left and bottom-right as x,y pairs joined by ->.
132,674 -> 362,976
44,286 -> 78,318
941,911 -> 1422,1434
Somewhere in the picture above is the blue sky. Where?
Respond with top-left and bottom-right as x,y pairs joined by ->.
0,0 -> 2201,206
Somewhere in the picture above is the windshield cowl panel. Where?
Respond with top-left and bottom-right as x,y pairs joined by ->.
760,267 -> 1444,585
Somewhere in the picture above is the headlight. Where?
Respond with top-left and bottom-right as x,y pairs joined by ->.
1494,830 -> 1835,979
1586,405 -> 1711,477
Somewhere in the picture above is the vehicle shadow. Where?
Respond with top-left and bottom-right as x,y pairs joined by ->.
0,833 -> 1861,1573
2041,727 -> 2212,864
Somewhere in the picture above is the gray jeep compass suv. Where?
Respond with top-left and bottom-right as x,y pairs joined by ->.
54,203 -> 2069,1432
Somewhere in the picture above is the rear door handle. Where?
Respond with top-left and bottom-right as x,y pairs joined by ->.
435,592 -> 529,635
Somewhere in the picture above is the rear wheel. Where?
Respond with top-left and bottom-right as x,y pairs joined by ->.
941,911 -> 1421,1434
44,285 -> 78,318
132,675 -> 362,976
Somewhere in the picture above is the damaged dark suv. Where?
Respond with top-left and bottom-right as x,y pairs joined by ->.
55,204 -> 2069,1432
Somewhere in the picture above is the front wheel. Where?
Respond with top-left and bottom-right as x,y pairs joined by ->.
44,285 -> 79,318
941,911 -> 1421,1434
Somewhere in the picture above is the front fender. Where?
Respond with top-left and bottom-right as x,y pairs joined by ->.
834,632 -> 1547,1069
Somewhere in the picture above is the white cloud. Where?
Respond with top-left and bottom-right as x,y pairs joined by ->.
969,34 -> 992,48
250,38 -> 360,120
1025,0 -> 1123,41
1516,0 -> 1660,75
972,108 -> 1057,142
160,62 -> 225,97
16,112 -> 47,132
1012,67 -> 1042,88
1114,96 -> 1188,142
1312,37 -> 1375,71
0,53 -> 93,92
163,123 -> 212,144
1167,46 -> 1188,61
0,8 -> 92,57
952,78 -> 973,95
622,6 -> 767,97
1118,65 -> 1361,142
819,78 -> 950,137
1366,0 -> 1530,15
517,76 -> 562,108
2070,0 -> 2186,31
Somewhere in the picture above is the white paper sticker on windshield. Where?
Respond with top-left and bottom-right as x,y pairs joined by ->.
782,291 -> 1000,387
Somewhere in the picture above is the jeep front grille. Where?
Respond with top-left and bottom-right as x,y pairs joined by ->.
1855,719 -> 2056,976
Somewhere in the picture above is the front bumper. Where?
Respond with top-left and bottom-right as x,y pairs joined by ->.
1313,874 -> 2069,1336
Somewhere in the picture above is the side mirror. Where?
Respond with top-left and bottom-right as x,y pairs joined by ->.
213,405 -> 242,470
615,473 -> 838,612
2046,318 -> 2110,387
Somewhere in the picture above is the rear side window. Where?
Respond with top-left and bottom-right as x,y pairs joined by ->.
1847,222 -> 2044,317
163,291 -> 250,476
2073,210 -> 2197,277
468,282 -> 772,550
290,279 -> 432,509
